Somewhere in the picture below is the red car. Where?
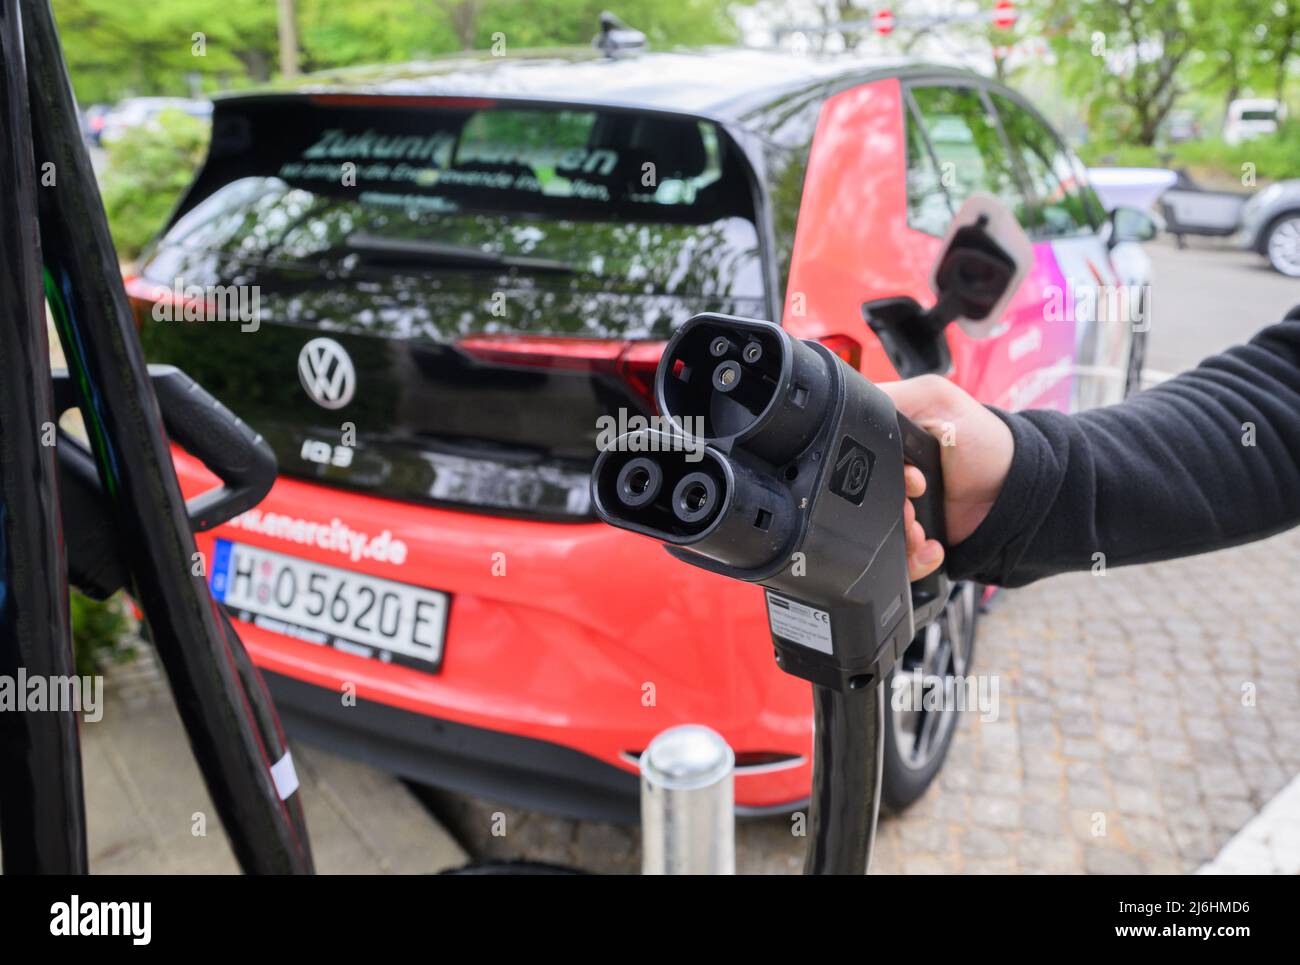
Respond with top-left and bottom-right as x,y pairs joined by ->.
129,47 -> 1149,818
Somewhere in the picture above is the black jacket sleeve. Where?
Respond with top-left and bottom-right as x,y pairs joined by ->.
946,307 -> 1300,588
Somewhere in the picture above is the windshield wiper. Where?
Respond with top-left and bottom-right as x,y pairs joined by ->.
344,233 -> 575,274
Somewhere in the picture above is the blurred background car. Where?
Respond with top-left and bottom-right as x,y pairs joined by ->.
79,102 -> 110,145
1163,108 -> 1201,144
100,96 -> 211,144
1237,178 -> 1300,276
1223,97 -> 1284,145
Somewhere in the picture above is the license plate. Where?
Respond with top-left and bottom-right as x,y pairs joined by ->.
210,539 -> 449,673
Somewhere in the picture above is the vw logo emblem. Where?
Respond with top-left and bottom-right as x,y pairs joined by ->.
298,337 -> 356,410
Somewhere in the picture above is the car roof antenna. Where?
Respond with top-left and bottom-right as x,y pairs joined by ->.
593,11 -> 647,59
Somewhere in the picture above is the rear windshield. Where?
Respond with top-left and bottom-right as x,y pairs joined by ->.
160,97 -> 764,303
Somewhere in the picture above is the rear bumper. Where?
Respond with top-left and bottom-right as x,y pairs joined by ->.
265,670 -> 643,822
176,450 -> 813,814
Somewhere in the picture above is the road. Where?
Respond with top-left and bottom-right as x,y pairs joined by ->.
1146,237 -> 1299,375
419,236 -> 1300,874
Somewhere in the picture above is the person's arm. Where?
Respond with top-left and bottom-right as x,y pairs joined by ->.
887,308 -> 1300,588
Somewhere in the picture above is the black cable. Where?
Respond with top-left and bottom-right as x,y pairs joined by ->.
803,684 -> 884,875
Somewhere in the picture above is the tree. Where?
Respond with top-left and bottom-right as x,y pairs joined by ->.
53,0 -> 745,104
1039,0 -> 1297,145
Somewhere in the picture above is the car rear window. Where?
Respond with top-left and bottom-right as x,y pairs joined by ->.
160,97 -> 764,302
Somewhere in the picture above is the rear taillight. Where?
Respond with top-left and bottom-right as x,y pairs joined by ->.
817,334 -> 863,371
616,340 -> 665,411
122,274 -> 160,329
457,333 -> 862,408
123,275 -> 237,332
457,334 -> 666,412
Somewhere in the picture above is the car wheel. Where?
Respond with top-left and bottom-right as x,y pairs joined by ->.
881,581 -> 979,812
1264,213 -> 1300,277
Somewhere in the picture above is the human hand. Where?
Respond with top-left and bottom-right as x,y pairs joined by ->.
885,376 -> 1015,581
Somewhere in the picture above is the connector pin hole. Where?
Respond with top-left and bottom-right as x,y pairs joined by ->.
615,457 -> 663,509
713,360 -> 742,393
683,483 -> 708,511
671,472 -> 719,524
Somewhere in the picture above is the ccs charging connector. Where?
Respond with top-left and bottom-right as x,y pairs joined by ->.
591,313 -> 950,693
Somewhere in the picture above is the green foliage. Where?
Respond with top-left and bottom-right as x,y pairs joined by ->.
99,109 -> 210,260
54,0 -> 744,104
1078,123 -> 1300,185
70,591 -> 136,677
1172,123 -> 1300,183
52,0 -> 280,102
1037,0 -> 1299,147
1075,140 -> 1163,169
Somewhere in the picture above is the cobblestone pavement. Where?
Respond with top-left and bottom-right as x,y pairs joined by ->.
429,527 -> 1300,874
1200,772 -> 1300,875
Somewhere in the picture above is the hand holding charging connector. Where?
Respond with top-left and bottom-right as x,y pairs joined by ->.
592,313 -> 950,693
591,196 -> 1031,874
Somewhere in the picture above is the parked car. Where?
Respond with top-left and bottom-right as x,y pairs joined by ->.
1163,109 -> 1200,144
79,102 -> 110,145
1236,179 -> 1300,277
1223,97 -> 1283,146
100,96 -> 211,144
126,46 -> 1151,820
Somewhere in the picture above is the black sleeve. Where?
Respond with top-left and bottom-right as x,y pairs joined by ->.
946,307 -> 1300,588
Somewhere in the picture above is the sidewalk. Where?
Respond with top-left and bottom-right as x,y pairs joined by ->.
431,526 -> 1300,874
81,649 -> 466,874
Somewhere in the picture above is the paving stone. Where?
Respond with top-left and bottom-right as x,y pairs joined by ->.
1066,762 -> 1106,787
960,829 -> 1016,860
1207,796 -> 1261,837
962,857 -> 1019,874
899,821 -> 953,854
1061,737 -> 1106,761
1022,803 -> 1065,837
902,853 -> 960,875
1114,785 -> 1162,819
972,796 -> 1022,831
1084,847 -> 1143,875
1196,764 -> 1250,800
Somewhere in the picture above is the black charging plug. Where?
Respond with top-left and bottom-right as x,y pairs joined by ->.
591,313 -> 949,693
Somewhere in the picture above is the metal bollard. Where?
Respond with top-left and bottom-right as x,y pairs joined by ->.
640,724 -> 735,874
